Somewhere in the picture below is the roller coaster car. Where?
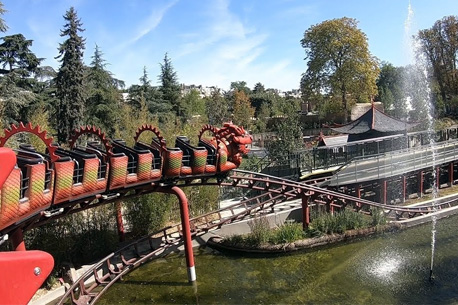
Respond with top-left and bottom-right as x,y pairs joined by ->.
150,138 -> 184,179
109,139 -> 161,189
0,147 -> 54,231
175,136 -> 216,175
52,144 -> 108,205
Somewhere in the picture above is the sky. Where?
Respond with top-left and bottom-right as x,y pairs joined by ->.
1,0 -> 457,91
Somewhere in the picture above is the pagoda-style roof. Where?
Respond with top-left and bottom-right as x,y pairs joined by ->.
331,104 -> 417,135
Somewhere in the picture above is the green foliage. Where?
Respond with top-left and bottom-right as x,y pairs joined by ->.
25,205 -> 118,268
55,6 -> 86,143
230,81 -> 251,95
85,45 -> 123,136
159,53 -> 181,116
0,1 -> 7,33
310,209 -> 366,235
124,193 -> 172,239
271,221 -> 305,244
247,215 -> 271,246
180,89 -> 206,121
301,17 -> 379,123
0,72 -> 34,124
186,185 -> 219,217
376,62 -> 407,118
0,34 -> 41,77
265,105 -> 304,161
417,16 -> 458,117
370,207 -> 387,226
205,88 -> 229,125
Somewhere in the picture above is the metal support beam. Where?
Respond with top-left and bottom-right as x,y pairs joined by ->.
449,162 -> 454,187
356,184 -> 361,208
418,171 -> 424,198
157,186 -> 196,282
115,200 -> 125,242
381,180 -> 387,205
436,167 -> 440,193
11,228 -> 26,251
301,193 -> 310,230
402,175 -> 407,203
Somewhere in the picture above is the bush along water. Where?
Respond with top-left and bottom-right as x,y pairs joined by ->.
222,209 -> 388,249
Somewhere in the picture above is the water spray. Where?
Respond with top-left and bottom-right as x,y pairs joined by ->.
405,1 -> 438,283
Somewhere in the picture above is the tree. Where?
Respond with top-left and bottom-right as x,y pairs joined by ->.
232,90 -> 255,130
158,53 -> 180,116
128,66 -> 165,114
300,17 -> 379,123
0,1 -> 7,33
85,45 -> 124,135
0,33 -> 43,123
180,89 -> 206,121
417,16 -> 458,116
205,88 -> 229,125
54,7 -> 86,143
0,34 -> 42,76
376,62 -> 407,118
253,82 -> 265,94
266,103 -> 304,161
230,81 -> 251,95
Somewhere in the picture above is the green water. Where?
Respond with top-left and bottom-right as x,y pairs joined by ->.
99,216 -> 458,304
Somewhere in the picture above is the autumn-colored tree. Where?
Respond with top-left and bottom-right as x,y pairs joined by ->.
232,89 -> 255,130
301,17 -> 379,123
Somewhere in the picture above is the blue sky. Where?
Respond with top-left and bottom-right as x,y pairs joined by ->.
2,0 -> 457,91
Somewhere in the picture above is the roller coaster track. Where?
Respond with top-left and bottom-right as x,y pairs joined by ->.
56,169 -> 458,305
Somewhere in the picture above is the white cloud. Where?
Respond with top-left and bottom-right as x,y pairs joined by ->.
126,0 -> 178,46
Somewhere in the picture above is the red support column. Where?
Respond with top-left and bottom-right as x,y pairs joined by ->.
158,186 -> 196,282
418,171 -> 424,198
381,180 -> 387,204
449,162 -> 454,187
115,201 -> 125,242
402,175 -> 407,203
11,228 -> 26,251
301,193 -> 310,230
436,167 -> 440,193
356,185 -> 361,208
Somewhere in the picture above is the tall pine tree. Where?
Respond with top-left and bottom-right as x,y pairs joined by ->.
55,7 -> 85,143
85,45 -> 124,135
158,53 -> 180,116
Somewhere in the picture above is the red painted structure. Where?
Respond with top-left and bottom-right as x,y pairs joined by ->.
0,122 -> 252,304
0,148 -> 54,305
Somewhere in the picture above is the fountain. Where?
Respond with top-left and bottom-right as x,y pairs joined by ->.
404,1 -> 438,282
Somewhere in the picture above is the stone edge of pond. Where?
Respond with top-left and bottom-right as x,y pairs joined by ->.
207,223 -> 403,254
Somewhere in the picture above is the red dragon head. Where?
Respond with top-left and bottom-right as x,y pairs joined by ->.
217,122 -> 253,166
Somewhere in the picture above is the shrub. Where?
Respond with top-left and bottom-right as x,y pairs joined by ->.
247,215 -> 271,246
271,221 -> 304,244
124,193 -> 171,238
370,207 -> 387,226
310,209 -> 366,235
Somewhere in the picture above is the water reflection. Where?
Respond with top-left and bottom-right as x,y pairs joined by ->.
99,215 -> 458,305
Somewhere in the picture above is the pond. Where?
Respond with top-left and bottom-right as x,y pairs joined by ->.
99,215 -> 458,304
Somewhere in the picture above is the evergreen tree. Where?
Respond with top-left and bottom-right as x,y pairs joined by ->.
54,7 -> 86,143
0,33 -> 43,123
0,1 -> 7,33
0,34 -> 41,77
205,88 -> 229,125
128,66 -> 165,114
158,53 -> 180,116
85,45 -> 124,135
